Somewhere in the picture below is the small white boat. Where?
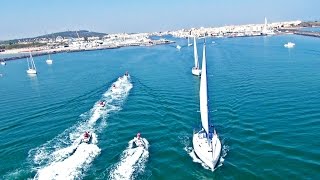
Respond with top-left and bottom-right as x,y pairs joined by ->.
188,37 -> 193,46
1,59 -> 6,66
133,133 -> 146,148
176,45 -> 181,50
46,54 -> 53,65
193,41 -> 221,171
26,53 -> 37,74
82,131 -> 91,143
284,42 -> 295,48
192,37 -> 201,76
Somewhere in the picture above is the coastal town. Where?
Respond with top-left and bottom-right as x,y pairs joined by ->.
0,19 -> 319,61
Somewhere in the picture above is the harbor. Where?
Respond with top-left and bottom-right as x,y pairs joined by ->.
2,34 -> 320,179
1,0 -> 320,179
0,18 -> 307,62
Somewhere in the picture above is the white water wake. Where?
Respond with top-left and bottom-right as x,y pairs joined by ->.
109,138 -> 149,180
29,74 -> 133,180
35,133 -> 100,180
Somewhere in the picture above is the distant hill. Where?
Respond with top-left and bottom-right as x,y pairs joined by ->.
297,21 -> 320,27
0,30 -> 107,45
37,30 -> 107,39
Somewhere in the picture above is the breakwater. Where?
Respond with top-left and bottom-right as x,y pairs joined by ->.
294,31 -> 320,38
2,40 -> 173,61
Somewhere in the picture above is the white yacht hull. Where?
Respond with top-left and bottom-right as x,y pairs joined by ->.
27,69 -> 37,74
192,68 -> 201,76
46,59 -> 53,64
1,62 -> 6,66
193,130 -> 221,170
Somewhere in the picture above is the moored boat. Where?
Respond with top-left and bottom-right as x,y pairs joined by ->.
284,42 -> 295,48
192,37 -> 201,76
26,53 -> 37,74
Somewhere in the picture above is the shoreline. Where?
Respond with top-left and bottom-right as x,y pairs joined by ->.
1,40 -> 174,61
2,26 -> 320,62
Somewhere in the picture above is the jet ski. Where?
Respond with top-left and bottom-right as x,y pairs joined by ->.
99,101 -> 106,107
133,133 -> 146,148
82,131 -> 91,143
123,71 -> 130,80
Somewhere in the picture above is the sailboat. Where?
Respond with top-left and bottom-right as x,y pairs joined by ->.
26,52 -> 37,74
262,17 -> 275,35
188,36 -> 193,46
192,37 -> 201,76
193,41 -> 221,171
46,53 -> 53,64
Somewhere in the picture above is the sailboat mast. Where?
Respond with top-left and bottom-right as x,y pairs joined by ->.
29,52 -> 36,70
27,57 -> 30,69
193,37 -> 198,68
32,59 -> 36,70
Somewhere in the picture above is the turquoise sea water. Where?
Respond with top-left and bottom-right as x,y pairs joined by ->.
1,34 -> 320,179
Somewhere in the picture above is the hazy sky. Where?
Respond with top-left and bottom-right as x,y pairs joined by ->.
0,0 -> 319,40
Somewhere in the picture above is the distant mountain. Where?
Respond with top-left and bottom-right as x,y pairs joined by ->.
0,30 -> 107,45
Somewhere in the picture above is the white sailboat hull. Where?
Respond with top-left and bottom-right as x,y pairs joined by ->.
192,68 -> 201,76
193,130 -> 221,170
1,62 -> 6,66
46,59 -> 53,64
27,69 -> 37,74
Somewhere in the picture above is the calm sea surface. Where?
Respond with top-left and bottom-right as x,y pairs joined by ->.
1,34 -> 320,179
